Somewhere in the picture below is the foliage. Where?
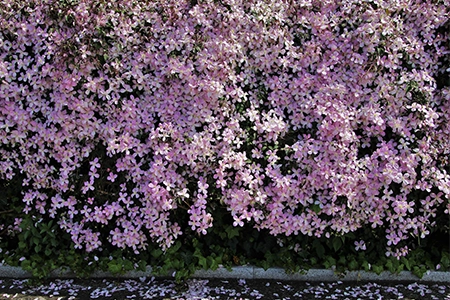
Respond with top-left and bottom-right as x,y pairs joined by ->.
0,0 -> 449,280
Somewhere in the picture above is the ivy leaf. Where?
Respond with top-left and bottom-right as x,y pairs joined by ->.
210,257 -> 219,270
361,260 -> 371,271
123,259 -> 133,271
137,260 -> 147,271
401,257 -> 411,270
323,256 -> 336,269
225,226 -> 240,239
108,261 -> 122,274
440,253 -> 450,268
348,259 -> 358,270
412,266 -> 426,278
373,265 -> 383,275
261,260 -> 271,270
151,249 -> 163,259
385,260 -> 394,273
21,260 -> 31,270
198,256 -> 207,269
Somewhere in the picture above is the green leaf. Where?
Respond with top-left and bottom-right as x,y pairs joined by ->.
22,260 -> 32,271
412,266 -> 426,278
198,257 -> 207,269
151,249 -> 163,259
373,265 -> 383,275
361,260 -> 371,271
401,257 -> 411,270
123,259 -> 134,271
312,240 -> 325,259
169,241 -> 182,253
261,260 -> 270,270
39,225 -> 48,234
32,236 -> 40,246
207,256 -> 215,268
426,260 -> 435,270
210,257 -> 219,270
66,255 -> 75,264
310,204 -> 321,213
323,256 -> 336,269
440,252 -> 450,268
108,261 -> 122,274
50,238 -> 59,247
225,226 -> 240,239
348,259 -> 358,270
338,256 -> 347,266
175,269 -> 190,282
332,237 -> 342,252
31,226 -> 40,238
47,231 -> 56,239
385,260 -> 394,273
137,260 -> 147,271
18,241 -> 27,250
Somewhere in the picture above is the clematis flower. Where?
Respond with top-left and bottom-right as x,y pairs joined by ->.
0,0 -> 448,257
354,240 -> 366,251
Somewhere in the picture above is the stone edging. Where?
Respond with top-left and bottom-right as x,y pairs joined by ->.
0,265 -> 449,282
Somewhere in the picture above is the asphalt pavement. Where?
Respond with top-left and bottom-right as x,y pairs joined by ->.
1,265 -> 449,299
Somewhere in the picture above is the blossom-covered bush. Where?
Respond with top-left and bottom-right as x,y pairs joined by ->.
0,0 -> 449,276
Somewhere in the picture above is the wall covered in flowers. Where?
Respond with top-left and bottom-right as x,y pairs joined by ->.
1,0 -> 449,279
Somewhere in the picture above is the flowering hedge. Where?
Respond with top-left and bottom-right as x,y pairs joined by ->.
1,0 -> 449,277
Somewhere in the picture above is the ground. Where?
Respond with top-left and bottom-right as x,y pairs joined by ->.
1,277 -> 450,299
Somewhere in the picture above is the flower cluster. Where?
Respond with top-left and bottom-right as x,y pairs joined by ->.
1,0 -> 449,257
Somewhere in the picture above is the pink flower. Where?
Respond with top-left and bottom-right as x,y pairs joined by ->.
0,0 -> 448,255
35,201 -> 46,214
198,177 -> 209,195
232,216 -> 244,227
354,240 -> 366,251
81,180 -> 95,194
107,172 -> 118,182
89,158 -> 100,172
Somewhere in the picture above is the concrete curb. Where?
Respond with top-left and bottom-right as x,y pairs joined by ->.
0,265 -> 449,282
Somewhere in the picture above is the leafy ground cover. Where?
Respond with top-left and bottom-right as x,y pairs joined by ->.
1,277 -> 450,299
